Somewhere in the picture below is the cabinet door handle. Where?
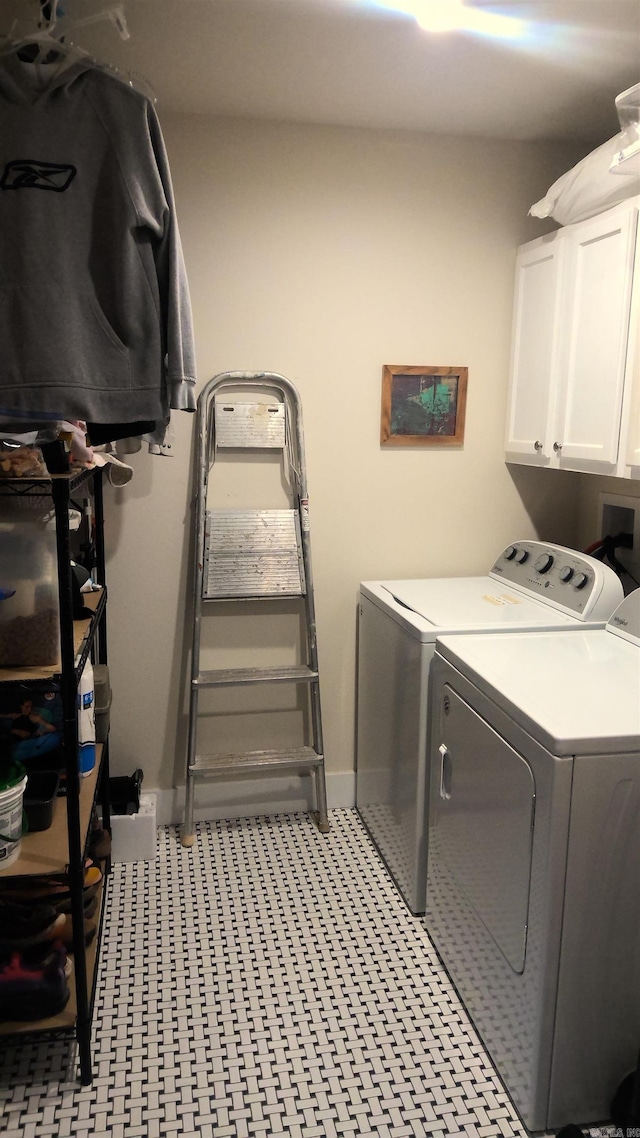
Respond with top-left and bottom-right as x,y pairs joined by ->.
553,441 -> 563,451
534,440 -> 543,451
439,743 -> 452,800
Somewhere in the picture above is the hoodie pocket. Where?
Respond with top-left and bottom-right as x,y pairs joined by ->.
87,293 -> 129,358
0,282 -> 132,391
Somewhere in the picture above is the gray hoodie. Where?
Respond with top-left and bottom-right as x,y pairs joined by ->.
0,53 -> 196,423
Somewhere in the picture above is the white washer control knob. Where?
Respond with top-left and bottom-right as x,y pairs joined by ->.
573,572 -> 589,590
534,554 -> 554,574
504,546 -> 517,560
559,566 -> 574,583
515,549 -> 528,564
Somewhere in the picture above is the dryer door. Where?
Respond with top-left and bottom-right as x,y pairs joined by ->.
433,685 -> 536,972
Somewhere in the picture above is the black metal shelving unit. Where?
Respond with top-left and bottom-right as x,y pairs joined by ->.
0,461 -> 111,1084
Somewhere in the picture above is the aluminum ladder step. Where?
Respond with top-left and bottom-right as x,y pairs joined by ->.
195,665 -> 318,688
189,747 -> 324,776
214,399 -> 286,449
204,508 -> 306,598
182,371 -> 329,847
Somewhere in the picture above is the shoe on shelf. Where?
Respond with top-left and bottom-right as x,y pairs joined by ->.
0,864 -> 102,913
49,865 -> 102,914
0,899 -> 66,948
58,914 -> 97,952
87,806 -> 111,861
0,946 -> 70,1022
83,894 -> 99,919
20,942 -> 73,981
87,826 -> 111,861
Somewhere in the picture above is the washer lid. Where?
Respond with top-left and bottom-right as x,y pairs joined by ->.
436,627 -> 640,756
361,576 -> 580,641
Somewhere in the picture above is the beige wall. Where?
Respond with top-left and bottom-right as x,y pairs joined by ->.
103,113 -> 585,814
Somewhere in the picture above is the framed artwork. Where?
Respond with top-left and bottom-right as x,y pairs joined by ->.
380,365 -> 468,446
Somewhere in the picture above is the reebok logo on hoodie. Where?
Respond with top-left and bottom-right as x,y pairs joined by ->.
1,159 -> 77,191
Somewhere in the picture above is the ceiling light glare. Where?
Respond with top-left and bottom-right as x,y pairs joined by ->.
413,0 -> 466,33
368,0 -> 527,41
464,6 -> 527,40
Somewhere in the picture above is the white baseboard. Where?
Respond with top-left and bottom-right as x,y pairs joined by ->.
149,770 -> 356,828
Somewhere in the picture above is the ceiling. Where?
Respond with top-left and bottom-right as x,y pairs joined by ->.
2,0 -> 640,144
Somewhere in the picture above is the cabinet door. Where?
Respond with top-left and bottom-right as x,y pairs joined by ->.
624,255 -> 640,477
625,348 -> 640,476
505,235 -> 565,464
555,205 -> 638,471
626,387 -> 640,476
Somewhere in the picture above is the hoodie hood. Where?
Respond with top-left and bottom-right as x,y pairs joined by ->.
0,49 -> 95,105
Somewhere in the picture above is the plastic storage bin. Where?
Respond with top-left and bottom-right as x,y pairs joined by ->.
0,505 -> 60,667
24,770 -> 60,832
110,794 -> 157,863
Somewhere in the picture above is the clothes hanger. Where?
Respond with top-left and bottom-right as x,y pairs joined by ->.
66,4 -> 129,40
64,6 -> 157,103
0,1 -> 155,102
0,2 -> 127,69
0,1 -> 90,74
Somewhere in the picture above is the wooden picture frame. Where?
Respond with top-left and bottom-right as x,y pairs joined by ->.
380,365 -> 468,446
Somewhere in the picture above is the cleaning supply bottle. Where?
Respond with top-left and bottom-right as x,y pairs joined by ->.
78,659 -> 96,777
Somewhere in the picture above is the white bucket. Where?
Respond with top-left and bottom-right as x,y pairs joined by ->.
0,772 -> 28,868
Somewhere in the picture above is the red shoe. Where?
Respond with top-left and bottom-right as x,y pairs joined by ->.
0,948 -> 70,1022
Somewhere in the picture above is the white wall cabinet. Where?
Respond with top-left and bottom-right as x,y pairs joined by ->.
505,197 -> 640,478
625,288 -> 640,478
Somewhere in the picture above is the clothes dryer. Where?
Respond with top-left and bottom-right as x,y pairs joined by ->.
426,589 -> 640,1133
356,541 -> 623,914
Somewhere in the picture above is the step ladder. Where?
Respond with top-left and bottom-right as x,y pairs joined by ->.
181,371 -> 330,846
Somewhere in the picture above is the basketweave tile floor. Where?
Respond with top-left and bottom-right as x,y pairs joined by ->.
0,809 -> 610,1138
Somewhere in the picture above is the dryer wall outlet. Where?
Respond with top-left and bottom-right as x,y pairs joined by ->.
599,492 -> 640,587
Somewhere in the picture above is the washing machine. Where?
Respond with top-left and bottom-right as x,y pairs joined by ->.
425,588 -> 640,1133
356,541 -> 623,915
